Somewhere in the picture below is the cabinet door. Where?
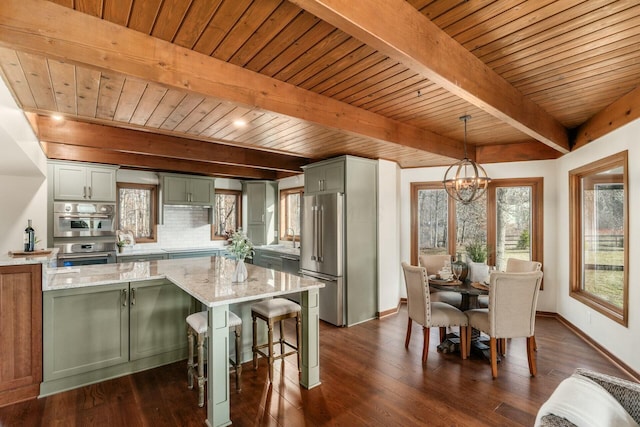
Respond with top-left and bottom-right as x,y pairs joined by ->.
304,166 -> 324,194
164,176 -> 190,204
43,283 -> 128,381
0,264 -> 42,406
246,183 -> 266,224
189,177 -> 214,204
129,280 -> 192,360
54,164 -> 87,200
322,161 -> 345,193
87,167 -> 116,201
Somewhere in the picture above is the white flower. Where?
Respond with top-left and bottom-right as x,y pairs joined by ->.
227,229 -> 254,260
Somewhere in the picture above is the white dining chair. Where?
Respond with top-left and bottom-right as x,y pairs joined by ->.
418,254 -> 462,309
402,262 -> 468,363
465,270 -> 544,378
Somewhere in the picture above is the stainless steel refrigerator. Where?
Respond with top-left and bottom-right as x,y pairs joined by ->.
300,193 -> 346,326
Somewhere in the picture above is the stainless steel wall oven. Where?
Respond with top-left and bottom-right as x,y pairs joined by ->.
53,202 -> 116,237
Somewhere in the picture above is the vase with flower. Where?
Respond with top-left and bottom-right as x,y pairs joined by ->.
227,229 -> 254,282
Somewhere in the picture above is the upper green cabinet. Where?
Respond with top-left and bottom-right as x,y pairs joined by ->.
162,174 -> 214,206
243,181 -> 278,246
303,159 -> 345,195
52,162 -> 117,201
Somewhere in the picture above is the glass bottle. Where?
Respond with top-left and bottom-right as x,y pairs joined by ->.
24,219 -> 35,252
452,252 -> 468,281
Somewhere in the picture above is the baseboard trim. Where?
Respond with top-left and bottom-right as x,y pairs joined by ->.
378,300 -> 402,318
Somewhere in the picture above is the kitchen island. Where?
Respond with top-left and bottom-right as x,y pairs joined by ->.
45,256 -> 324,427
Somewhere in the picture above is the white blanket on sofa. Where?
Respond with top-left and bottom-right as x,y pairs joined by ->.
535,374 -> 639,427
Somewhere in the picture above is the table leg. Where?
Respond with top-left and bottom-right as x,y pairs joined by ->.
300,288 -> 321,389
206,305 -> 232,427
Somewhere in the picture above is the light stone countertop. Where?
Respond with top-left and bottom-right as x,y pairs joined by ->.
0,248 -> 59,267
254,244 -> 300,257
45,256 -> 323,307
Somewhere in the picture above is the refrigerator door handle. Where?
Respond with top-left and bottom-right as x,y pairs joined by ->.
318,206 -> 323,262
301,270 -> 338,282
311,205 -> 317,261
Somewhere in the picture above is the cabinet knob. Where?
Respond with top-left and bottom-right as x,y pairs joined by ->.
130,288 -> 136,305
121,289 -> 127,306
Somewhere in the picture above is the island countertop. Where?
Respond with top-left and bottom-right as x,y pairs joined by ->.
45,256 -> 324,307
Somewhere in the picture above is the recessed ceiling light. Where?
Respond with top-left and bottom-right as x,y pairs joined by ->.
233,119 -> 247,127
52,114 -> 63,121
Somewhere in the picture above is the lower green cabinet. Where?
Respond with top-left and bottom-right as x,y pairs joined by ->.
43,283 -> 128,381
42,279 -> 192,395
129,279 -> 192,360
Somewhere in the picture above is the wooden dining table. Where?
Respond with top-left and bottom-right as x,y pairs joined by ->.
428,277 -> 488,311
428,278 -> 491,357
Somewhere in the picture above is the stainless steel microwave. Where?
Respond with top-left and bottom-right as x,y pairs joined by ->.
53,202 -> 116,237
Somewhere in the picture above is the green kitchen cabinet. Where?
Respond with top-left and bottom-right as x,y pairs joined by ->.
42,280 -> 192,395
303,158 -> 344,195
129,279 -> 192,361
243,181 -> 278,246
117,253 -> 168,263
166,249 -> 222,259
43,283 -> 128,382
162,173 -> 214,205
52,161 -> 117,201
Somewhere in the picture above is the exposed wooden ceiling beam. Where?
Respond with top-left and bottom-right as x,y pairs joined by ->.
41,142 -> 279,180
573,86 -> 640,149
290,0 -> 571,154
0,0 -> 466,161
476,141 -> 562,164
36,116 -> 307,173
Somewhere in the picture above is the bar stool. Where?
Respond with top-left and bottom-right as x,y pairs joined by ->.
251,298 -> 302,382
187,310 -> 242,407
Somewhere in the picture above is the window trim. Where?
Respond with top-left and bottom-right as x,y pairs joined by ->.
279,187 -> 303,242
117,182 -> 157,243
211,189 -> 242,241
411,178 -> 544,282
569,151 -> 628,326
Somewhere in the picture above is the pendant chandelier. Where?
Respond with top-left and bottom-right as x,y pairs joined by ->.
442,115 -> 491,204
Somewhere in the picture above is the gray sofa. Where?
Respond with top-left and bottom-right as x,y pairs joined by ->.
537,368 -> 640,426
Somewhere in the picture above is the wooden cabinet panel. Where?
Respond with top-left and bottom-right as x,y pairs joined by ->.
0,264 -> 42,407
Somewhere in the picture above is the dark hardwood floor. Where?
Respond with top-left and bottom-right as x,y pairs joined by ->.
0,307 -> 632,426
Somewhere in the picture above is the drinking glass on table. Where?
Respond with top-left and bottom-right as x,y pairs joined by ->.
452,263 -> 463,281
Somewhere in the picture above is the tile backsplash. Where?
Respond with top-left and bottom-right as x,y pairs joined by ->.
138,206 -> 225,250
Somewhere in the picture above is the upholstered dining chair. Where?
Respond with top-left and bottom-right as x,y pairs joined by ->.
418,254 -> 462,308
401,262 -> 468,363
465,270 -> 544,378
478,258 -> 542,308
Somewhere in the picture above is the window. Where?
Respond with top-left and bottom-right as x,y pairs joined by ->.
280,187 -> 303,242
412,178 -> 543,274
569,151 -> 628,326
212,190 -> 241,240
117,183 -> 157,243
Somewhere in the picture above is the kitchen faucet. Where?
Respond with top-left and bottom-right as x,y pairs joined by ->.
286,227 -> 297,248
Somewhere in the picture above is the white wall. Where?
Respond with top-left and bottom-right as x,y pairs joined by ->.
555,119 -> 640,372
400,159 -> 559,312
0,80 -> 48,255
378,160 -> 402,313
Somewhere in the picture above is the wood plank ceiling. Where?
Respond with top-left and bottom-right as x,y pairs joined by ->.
0,0 -> 639,179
